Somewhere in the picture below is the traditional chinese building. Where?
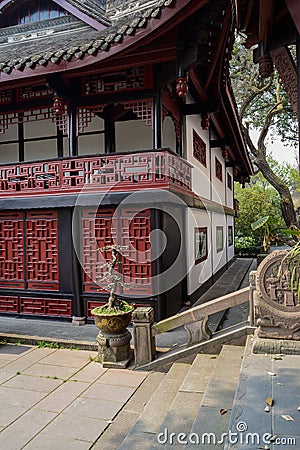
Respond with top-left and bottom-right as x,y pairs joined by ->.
0,0 -> 252,323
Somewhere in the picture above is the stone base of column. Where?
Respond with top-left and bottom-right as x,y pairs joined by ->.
96,329 -> 132,368
72,316 -> 86,326
253,330 -> 300,355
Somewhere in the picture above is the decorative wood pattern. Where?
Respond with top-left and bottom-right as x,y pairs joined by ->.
82,208 -> 152,295
26,211 -> 59,291
82,66 -> 152,96
0,151 -> 192,196
0,212 -> 25,288
0,105 -> 68,134
20,297 -> 72,317
271,47 -> 298,114
215,157 -> 223,181
0,296 -> 18,313
77,105 -> 105,134
119,209 -> 152,295
193,129 -> 206,167
0,89 -> 12,104
122,99 -> 153,126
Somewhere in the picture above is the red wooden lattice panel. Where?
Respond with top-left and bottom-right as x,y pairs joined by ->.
0,212 -> 25,288
0,296 -> 18,313
26,211 -> 59,291
215,157 -> 223,182
193,129 -> 206,167
82,208 -> 152,295
20,297 -> 72,317
82,209 -> 116,292
86,300 -> 106,318
119,209 -> 152,295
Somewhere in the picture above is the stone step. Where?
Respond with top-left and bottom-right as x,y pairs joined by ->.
184,345 -> 245,449
118,362 -> 191,450
92,371 -> 165,450
148,353 -> 218,449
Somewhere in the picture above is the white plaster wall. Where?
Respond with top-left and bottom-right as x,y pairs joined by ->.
226,167 -> 234,208
211,212 -> 227,274
24,119 -> 55,138
186,207 -> 212,295
25,140 -> 57,161
211,146 -> 226,205
0,144 -> 18,163
115,120 -> 153,152
78,134 -> 105,155
0,124 -> 18,163
162,116 -> 176,152
185,115 -> 211,199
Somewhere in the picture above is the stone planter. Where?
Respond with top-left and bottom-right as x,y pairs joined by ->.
91,307 -> 134,368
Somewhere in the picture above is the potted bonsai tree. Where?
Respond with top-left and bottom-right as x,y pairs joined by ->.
91,244 -> 134,367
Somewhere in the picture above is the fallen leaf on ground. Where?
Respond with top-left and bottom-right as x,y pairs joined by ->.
267,372 -> 276,376
264,406 -> 270,412
281,415 -> 294,421
297,407 -> 300,411
219,408 -> 227,415
276,382 -> 284,386
272,356 -> 282,361
265,397 -> 273,406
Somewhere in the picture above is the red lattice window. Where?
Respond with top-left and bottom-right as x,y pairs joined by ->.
82,208 -> 116,293
0,212 -> 25,289
26,211 -> 59,291
77,105 -> 105,134
215,157 -> 223,182
193,130 -> 206,167
227,173 -> 232,190
0,89 -> 12,104
82,208 -> 152,295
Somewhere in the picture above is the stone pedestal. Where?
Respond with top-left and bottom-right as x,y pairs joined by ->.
96,329 -> 132,369
132,307 -> 156,368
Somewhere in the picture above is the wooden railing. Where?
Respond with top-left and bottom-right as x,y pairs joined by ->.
132,278 -> 256,369
0,149 -> 192,197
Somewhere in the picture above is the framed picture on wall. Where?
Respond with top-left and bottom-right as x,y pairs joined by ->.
216,226 -> 223,252
228,225 -> 233,246
195,227 -> 208,264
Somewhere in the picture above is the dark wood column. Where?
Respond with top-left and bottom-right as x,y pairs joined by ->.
153,92 -> 162,149
104,105 -> 115,153
57,128 -> 64,158
18,114 -> 24,162
69,101 -> 78,157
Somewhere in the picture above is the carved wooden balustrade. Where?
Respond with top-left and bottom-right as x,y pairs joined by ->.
0,149 -> 192,197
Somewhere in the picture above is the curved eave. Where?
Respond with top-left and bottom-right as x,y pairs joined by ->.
0,0 -> 210,84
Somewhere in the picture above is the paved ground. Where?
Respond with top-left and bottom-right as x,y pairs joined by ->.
0,343 -> 148,449
226,337 -> 300,450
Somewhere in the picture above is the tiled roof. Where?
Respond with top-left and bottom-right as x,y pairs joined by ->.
0,0 -> 175,74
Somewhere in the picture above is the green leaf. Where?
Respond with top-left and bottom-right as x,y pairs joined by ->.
251,216 -> 270,231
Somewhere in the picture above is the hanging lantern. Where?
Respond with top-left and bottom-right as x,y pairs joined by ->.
201,114 -> 209,130
222,148 -> 228,159
175,77 -> 188,97
53,96 -> 64,115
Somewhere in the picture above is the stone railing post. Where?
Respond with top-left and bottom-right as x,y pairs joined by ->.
132,307 -> 156,368
249,270 -> 256,326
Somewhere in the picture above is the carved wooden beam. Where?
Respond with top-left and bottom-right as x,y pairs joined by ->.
271,46 -> 298,114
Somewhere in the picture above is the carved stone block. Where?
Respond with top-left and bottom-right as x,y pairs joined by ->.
254,250 -> 300,341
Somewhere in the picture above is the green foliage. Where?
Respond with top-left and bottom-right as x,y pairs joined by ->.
235,180 -> 283,241
235,236 -> 260,257
230,36 -> 298,147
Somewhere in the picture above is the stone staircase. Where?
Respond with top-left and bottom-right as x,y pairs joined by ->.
93,344 -> 245,450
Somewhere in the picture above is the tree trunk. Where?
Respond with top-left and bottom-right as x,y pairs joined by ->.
255,157 -> 297,227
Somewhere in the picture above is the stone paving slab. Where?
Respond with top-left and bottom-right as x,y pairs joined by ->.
225,337 -> 300,450
0,343 -> 149,449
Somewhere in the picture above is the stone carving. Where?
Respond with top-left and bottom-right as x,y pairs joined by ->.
254,250 -> 300,340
